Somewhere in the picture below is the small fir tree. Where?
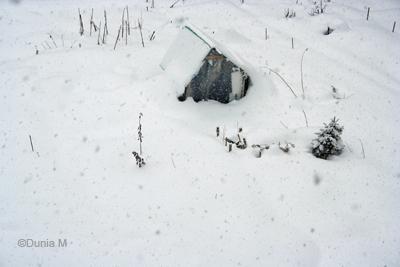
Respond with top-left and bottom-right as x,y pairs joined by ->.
311,117 -> 344,159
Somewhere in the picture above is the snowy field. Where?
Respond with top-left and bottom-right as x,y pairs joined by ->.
1,0 -> 400,266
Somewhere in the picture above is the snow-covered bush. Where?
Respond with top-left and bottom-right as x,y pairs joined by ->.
279,142 -> 295,153
311,117 -> 344,159
309,0 -> 327,16
284,9 -> 296,18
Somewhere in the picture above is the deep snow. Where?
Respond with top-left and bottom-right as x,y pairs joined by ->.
0,0 -> 400,266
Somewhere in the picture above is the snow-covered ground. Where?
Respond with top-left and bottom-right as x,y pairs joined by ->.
1,0 -> 400,266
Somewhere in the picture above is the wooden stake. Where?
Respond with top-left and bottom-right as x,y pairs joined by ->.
366,7 -> 370,21
291,37 -> 294,49
265,28 -> 268,40
392,21 -> 396,33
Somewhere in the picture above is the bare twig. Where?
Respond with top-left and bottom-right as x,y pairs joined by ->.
358,139 -> 365,159
280,121 -> 289,129
70,40 -> 77,49
265,67 -> 298,97
121,7 -> 126,38
138,113 -> 143,155
149,30 -> 156,41
29,135 -> 34,152
114,26 -> 121,50
125,21 -> 128,45
102,21 -> 106,44
97,21 -> 101,45
170,154 -> 176,169
49,34 -> 57,48
126,6 -> 130,35
44,41 -> 51,49
78,8 -> 84,36
302,109 -> 309,127
300,48 -> 308,99
138,19 -> 145,47
104,10 -> 109,35
170,0 -> 181,8
345,142 -> 353,153
90,8 -> 94,36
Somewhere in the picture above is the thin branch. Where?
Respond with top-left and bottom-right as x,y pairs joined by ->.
125,20 -> 128,45
97,21 -> 101,45
126,6 -> 130,35
29,135 -> 34,152
78,8 -> 84,36
300,48 -> 308,99
149,30 -> 155,41
104,10 -> 109,35
121,7 -> 126,38
114,26 -> 121,50
90,8 -> 93,36
265,67 -> 298,98
102,20 -> 106,44
302,109 -> 309,127
170,154 -> 176,169
280,121 -> 289,129
358,139 -> 365,159
49,34 -> 57,48
138,19 -> 145,48
170,0 -> 181,8
44,41 -> 51,49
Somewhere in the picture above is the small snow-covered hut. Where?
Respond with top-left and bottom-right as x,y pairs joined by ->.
160,25 -> 251,104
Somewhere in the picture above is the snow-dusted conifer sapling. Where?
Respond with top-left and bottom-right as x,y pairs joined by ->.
311,117 -> 344,159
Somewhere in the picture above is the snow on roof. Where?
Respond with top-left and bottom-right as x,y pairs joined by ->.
160,24 -> 249,89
